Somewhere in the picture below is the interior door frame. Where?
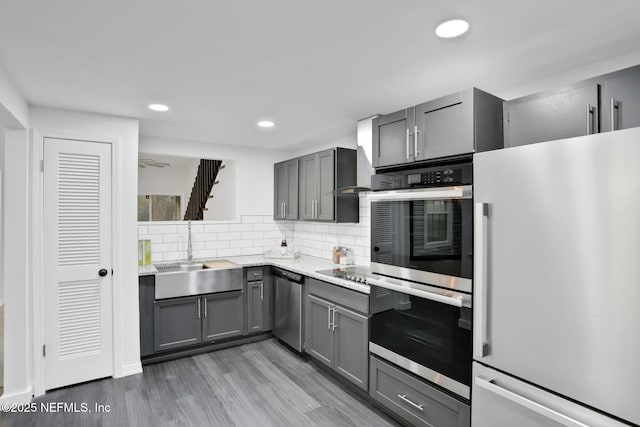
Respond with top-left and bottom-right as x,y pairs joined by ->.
31,130 -> 122,396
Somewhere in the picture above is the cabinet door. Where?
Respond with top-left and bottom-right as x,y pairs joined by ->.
415,90 -> 473,160
299,153 -> 317,220
334,305 -> 369,390
316,149 -> 335,221
202,291 -> 244,342
602,66 -> 640,132
139,275 -> 155,356
284,159 -> 299,220
262,272 -> 273,331
154,296 -> 202,352
306,294 -> 334,367
274,162 -> 287,220
373,108 -> 414,168
505,83 -> 599,147
246,281 -> 265,334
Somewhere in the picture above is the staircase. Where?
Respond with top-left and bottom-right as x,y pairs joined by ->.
183,159 -> 223,220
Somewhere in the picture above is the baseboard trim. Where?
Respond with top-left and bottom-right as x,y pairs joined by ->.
118,362 -> 143,378
0,387 -> 33,404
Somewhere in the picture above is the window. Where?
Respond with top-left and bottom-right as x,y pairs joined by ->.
138,195 -> 181,221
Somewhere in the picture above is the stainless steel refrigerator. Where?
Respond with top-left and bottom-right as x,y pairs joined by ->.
472,127 -> 640,427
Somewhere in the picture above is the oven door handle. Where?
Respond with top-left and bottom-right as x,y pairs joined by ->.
366,277 -> 469,308
367,185 -> 472,202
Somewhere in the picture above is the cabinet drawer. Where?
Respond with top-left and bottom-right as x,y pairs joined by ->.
370,356 -> 470,427
246,268 -> 263,281
307,277 -> 369,314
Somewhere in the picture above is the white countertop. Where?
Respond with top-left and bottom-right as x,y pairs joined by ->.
139,255 -> 370,294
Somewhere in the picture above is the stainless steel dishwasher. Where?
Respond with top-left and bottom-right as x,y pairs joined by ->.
273,267 -> 304,352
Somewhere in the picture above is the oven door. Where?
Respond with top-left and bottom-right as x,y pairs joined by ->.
369,186 -> 473,293
368,275 -> 472,400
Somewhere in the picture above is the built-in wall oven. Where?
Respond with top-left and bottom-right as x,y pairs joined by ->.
367,161 -> 474,401
369,161 -> 473,293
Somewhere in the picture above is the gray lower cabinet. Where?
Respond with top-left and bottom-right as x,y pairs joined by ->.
202,291 -> 244,342
305,278 -> 369,390
153,290 -> 244,352
274,158 -> 298,220
370,356 -> 470,427
245,267 -> 273,334
504,82 -> 599,148
139,274 -> 155,357
154,296 -> 202,352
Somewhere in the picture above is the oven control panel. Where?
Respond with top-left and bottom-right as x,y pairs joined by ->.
372,162 -> 472,190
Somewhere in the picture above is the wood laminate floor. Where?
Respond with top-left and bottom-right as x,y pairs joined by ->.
1,339 -> 400,427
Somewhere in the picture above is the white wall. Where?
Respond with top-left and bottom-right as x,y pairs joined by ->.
0,125 -> 3,306
204,160 -> 236,221
29,106 -> 141,394
0,65 -> 29,129
0,129 -> 31,403
140,136 -> 292,217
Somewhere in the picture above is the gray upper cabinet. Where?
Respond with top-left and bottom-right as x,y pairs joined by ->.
297,147 -> 358,223
373,88 -> 503,168
602,65 -> 640,132
305,278 -> 369,390
504,82 -> 599,148
373,108 -> 416,167
274,159 -> 298,221
202,291 -> 244,342
154,296 -> 202,352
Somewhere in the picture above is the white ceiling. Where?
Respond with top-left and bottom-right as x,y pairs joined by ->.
2,0 -> 640,150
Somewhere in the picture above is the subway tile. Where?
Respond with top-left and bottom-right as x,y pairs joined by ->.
197,232 -> 218,241
242,231 -> 264,240
217,248 -> 242,257
148,225 -> 177,234
307,248 -> 322,258
241,215 -> 264,224
252,239 -> 272,247
205,224 -> 230,233
241,247 -> 263,256
205,240 -> 230,249
163,234 -> 186,244
194,249 -> 217,259
230,240 -> 253,248
329,225 -> 343,234
315,224 -> 330,233
252,223 -> 276,231
230,224 -> 253,232
263,216 -> 275,224
337,236 -> 355,245
346,227 -> 365,237
218,232 -> 241,240
293,223 -> 305,231
138,234 -> 163,244
151,252 -> 163,262
354,237 -> 370,247
264,230 -> 284,239
163,251 -> 184,262
352,246 -> 367,257
321,234 -> 339,243
137,226 -> 148,235
355,256 -> 370,267
177,241 -> 205,251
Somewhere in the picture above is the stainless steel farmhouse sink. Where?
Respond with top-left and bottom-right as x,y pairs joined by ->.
154,260 -> 242,299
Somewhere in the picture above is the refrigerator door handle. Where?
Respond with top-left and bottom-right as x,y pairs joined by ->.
475,377 -> 589,427
474,202 -> 490,358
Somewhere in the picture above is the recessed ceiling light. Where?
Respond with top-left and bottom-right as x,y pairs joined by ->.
257,120 -> 275,128
148,103 -> 170,112
435,19 -> 469,38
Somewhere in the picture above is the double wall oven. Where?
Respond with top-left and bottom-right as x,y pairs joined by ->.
367,161 -> 474,401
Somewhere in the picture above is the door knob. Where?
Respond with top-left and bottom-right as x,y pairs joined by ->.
98,269 -> 108,277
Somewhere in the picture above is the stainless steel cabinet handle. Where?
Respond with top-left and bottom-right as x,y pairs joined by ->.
332,305 -> 337,331
611,98 -> 619,131
260,282 -> 263,301
327,305 -> 332,329
406,128 -> 410,160
475,377 -> 588,427
474,202 -> 489,358
197,299 -> 201,319
586,104 -> 594,135
284,202 -> 287,218
204,298 -> 207,318
397,394 -> 424,412
414,125 -> 419,157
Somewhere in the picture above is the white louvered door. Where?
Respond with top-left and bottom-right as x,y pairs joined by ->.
43,138 -> 113,390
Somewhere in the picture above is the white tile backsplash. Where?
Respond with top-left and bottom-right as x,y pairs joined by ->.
138,196 -> 370,266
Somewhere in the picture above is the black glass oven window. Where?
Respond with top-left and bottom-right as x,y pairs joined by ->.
370,287 -> 472,387
371,199 -> 472,278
